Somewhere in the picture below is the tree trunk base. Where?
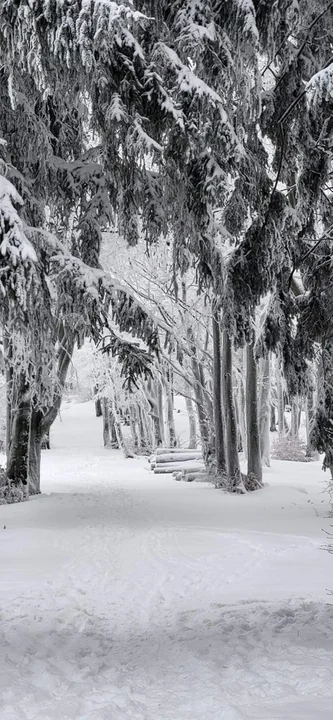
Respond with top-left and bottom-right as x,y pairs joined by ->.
215,470 -> 247,494
244,472 -> 264,492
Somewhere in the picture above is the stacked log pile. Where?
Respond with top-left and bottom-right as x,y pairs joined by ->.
149,448 -> 205,482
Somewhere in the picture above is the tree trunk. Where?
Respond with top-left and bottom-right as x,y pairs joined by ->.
95,396 -> 102,417
109,410 -> 119,448
155,452 -> 202,463
28,409 -> 43,495
156,380 -> 165,446
102,398 -> 111,447
259,354 -> 270,467
222,331 -> 244,491
147,378 -> 164,448
270,404 -> 277,432
154,462 -> 204,474
185,394 -> 197,449
6,373 -> 31,488
27,329 -> 75,495
3,331 -> 13,455
305,387 -> 318,458
212,308 -> 226,475
236,371 -> 247,455
189,344 -> 213,463
182,279 -> 213,463
199,359 -> 214,436
138,404 -> 152,453
246,339 -> 262,484
129,404 -> 139,451
277,366 -> 285,437
165,379 -> 177,448
290,397 -> 301,439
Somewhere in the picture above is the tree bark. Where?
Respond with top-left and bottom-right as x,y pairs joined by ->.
137,404 -> 152,453
102,398 -> 112,447
212,308 -> 226,475
3,331 -> 13,455
236,371 -> 246,455
129,404 -> 140,451
147,378 -> 164,447
156,380 -> 165,446
154,462 -> 204,474
222,331 -> 243,490
305,387 -> 318,458
166,387 -> 177,448
95,396 -> 102,417
246,338 -> 262,484
26,328 -> 74,495
290,397 -> 301,439
259,354 -> 270,467
28,409 -> 43,495
277,366 -> 285,437
182,281 -> 213,463
185,394 -> 197,449
270,404 -> 277,432
155,452 -> 202,463
110,409 -> 119,448
188,337 -> 213,463
6,373 -> 31,488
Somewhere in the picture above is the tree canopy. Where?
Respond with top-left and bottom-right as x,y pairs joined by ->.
0,0 -> 332,489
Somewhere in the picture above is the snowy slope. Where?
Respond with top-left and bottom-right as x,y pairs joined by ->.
1,401 -> 333,720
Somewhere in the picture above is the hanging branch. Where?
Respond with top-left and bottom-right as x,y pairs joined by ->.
277,57 -> 333,126
262,2 -> 333,81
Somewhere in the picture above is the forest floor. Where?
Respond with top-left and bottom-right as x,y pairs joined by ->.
1,401 -> 333,720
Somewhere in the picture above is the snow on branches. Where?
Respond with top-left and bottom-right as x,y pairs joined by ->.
0,174 -> 36,266
0,172 -> 37,311
306,62 -> 333,108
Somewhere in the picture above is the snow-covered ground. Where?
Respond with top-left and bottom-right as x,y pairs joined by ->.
1,401 -> 333,720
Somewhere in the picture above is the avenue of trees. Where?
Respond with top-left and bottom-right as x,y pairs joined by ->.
0,0 -> 332,498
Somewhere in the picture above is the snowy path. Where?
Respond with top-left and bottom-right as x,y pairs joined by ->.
1,402 -> 333,720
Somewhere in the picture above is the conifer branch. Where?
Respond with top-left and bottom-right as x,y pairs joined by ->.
277,57 -> 333,125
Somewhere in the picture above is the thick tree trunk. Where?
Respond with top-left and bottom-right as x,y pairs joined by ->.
212,308 -> 226,475
290,397 -> 301,439
222,331 -> 243,491
185,394 -> 197,449
259,354 -> 270,467
6,373 -> 31,488
28,410 -> 43,495
3,332 -> 13,455
26,329 -> 74,495
246,339 -> 262,484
